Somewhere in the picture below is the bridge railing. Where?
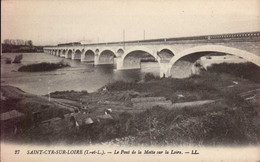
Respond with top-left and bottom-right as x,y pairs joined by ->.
44,31 -> 260,49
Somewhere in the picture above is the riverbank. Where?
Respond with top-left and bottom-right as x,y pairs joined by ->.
1,62 -> 260,146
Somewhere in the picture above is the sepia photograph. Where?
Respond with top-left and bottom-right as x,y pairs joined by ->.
1,0 -> 260,161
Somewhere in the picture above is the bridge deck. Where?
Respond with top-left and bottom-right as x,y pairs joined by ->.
45,31 -> 260,48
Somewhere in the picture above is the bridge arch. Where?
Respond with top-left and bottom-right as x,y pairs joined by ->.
73,49 -> 82,60
57,50 -> 61,57
54,50 -> 57,56
157,46 -> 176,55
66,49 -> 73,59
62,49 -> 66,55
122,47 -> 156,60
116,48 -> 124,57
95,49 -> 100,55
98,49 -> 116,64
60,49 -> 66,57
99,48 -> 117,56
169,45 -> 260,78
121,48 -> 160,70
157,47 -> 175,63
82,50 -> 95,62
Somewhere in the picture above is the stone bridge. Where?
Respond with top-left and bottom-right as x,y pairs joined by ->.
44,31 -> 260,77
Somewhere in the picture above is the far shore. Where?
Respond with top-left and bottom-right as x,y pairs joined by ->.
1,43 -> 43,53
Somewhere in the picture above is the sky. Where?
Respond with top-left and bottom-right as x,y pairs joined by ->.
1,0 -> 260,46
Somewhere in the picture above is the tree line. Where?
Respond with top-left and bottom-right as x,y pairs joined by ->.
2,39 -> 43,53
3,39 -> 33,46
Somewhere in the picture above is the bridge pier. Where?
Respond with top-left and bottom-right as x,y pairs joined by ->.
65,50 -> 72,59
72,50 -> 82,60
116,57 -> 141,70
72,55 -> 81,60
81,51 -> 95,62
81,56 -> 95,62
71,51 -> 77,60
94,54 -> 114,65
159,63 -> 171,78
116,56 -> 171,77
65,53 -> 69,58
116,57 -> 124,69
94,54 -> 100,65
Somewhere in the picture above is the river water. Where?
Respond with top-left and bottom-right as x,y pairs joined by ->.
1,53 -> 160,95
1,53 -> 247,95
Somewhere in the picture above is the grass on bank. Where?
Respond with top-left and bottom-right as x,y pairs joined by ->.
15,101 -> 259,146
49,90 -> 88,101
97,102 -> 259,146
18,61 -> 69,72
207,62 -> 260,83
105,62 -> 260,102
105,73 -> 242,103
144,73 -> 160,82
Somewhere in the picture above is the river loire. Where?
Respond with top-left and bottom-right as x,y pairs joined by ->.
1,53 -> 160,95
1,52 -> 247,95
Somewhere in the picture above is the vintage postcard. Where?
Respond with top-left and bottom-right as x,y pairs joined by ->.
1,0 -> 260,161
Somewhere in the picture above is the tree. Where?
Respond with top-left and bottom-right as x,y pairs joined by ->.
16,39 -> 21,45
11,40 -> 16,45
4,39 -> 8,44
4,39 -> 11,45
21,40 -> 25,45
27,40 -> 33,47
16,39 -> 25,45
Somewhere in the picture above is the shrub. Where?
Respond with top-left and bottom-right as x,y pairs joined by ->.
207,62 -> 260,83
5,58 -> 12,64
18,61 -> 69,72
106,81 -> 137,91
144,73 -> 160,82
49,90 -> 88,100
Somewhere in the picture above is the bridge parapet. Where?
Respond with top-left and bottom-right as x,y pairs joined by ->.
44,31 -> 260,49
43,31 -> 260,78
